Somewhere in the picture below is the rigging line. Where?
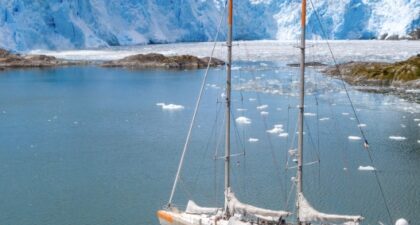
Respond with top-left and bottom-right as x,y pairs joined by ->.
168,4 -> 226,205
308,0 -> 394,223
190,101 -> 223,195
308,0 -> 367,146
241,42 -> 284,197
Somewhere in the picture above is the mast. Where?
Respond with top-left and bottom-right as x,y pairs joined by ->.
224,0 -> 233,216
297,0 -> 306,224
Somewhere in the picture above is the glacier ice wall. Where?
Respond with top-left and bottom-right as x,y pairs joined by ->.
0,0 -> 419,51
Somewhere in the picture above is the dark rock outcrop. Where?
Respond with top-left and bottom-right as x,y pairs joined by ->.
102,53 -> 225,69
0,48 -> 84,68
287,61 -> 327,67
324,55 -> 420,87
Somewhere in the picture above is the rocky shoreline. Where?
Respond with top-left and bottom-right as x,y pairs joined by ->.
102,53 -> 224,69
0,49 -> 224,70
323,55 -> 420,102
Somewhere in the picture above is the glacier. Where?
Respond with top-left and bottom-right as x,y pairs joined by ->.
0,0 -> 419,51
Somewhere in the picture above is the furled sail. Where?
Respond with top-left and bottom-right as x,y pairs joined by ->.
226,191 -> 292,221
185,200 -> 221,215
298,193 -> 364,224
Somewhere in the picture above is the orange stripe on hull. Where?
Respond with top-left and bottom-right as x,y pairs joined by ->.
157,210 -> 174,223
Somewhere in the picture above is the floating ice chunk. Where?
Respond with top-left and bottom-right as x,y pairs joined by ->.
221,93 -> 226,98
260,63 -> 268,67
73,121 -> 79,125
256,104 -> 268,110
414,118 -> 420,122
231,66 -> 241,70
248,138 -> 259,143
319,117 -> 330,121
249,98 -> 256,102
348,136 -> 361,141
235,116 -> 251,125
389,136 -> 406,141
350,117 -> 356,120
343,167 -> 348,171
418,140 -> 420,144
260,111 -> 269,116
276,107 -> 282,111
304,112 -> 316,117
157,103 -> 185,111
358,123 -> 367,127
358,166 -> 376,171
342,112 -> 350,116
400,124 -> 406,128
279,133 -> 289,137
237,108 -> 247,112
406,89 -> 420,93
267,125 -> 284,134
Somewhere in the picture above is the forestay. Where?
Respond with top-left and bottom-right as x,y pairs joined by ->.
298,193 -> 364,224
226,191 -> 292,221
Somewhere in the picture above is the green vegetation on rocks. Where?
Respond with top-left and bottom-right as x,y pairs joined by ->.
324,55 -> 420,87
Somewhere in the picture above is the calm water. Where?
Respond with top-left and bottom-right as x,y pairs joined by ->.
0,64 -> 419,225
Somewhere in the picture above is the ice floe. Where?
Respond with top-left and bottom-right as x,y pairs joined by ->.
248,138 -> 259,143
358,166 -> 376,171
249,98 -> 256,102
260,111 -> 269,116
279,133 -> 289,138
256,104 -> 268,110
304,112 -> 316,117
348,136 -> 362,140
237,108 -> 248,112
267,124 -> 284,134
235,116 -> 252,125
357,123 -> 367,127
389,136 -> 407,141
319,117 -> 330,121
156,103 -> 185,111
342,112 -> 350,116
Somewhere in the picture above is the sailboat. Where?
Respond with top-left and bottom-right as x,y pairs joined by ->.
156,1 -> 408,225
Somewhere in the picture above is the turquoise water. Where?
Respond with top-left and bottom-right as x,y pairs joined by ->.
0,64 -> 418,225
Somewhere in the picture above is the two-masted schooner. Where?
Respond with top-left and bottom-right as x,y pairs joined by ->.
156,1 -> 407,225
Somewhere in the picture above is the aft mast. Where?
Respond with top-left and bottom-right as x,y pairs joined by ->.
224,0 -> 233,217
297,0 -> 306,224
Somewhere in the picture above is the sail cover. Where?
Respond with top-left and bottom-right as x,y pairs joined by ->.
185,200 -> 221,215
227,191 -> 291,221
298,193 -> 364,224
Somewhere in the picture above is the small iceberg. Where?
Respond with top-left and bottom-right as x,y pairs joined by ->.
249,98 -> 256,102
256,104 -> 268,110
248,138 -> 259,143
304,112 -> 316,117
237,108 -> 247,112
414,118 -> 420,122
279,133 -> 289,138
358,165 -> 376,171
157,103 -> 185,111
389,136 -> 407,141
260,111 -> 269,116
267,124 -> 284,134
342,112 -> 350,116
348,136 -> 362,141
319,117 -> 330,121
417,140 -> 420,144
358,123 -> 367,127
235,116 -> 251,125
